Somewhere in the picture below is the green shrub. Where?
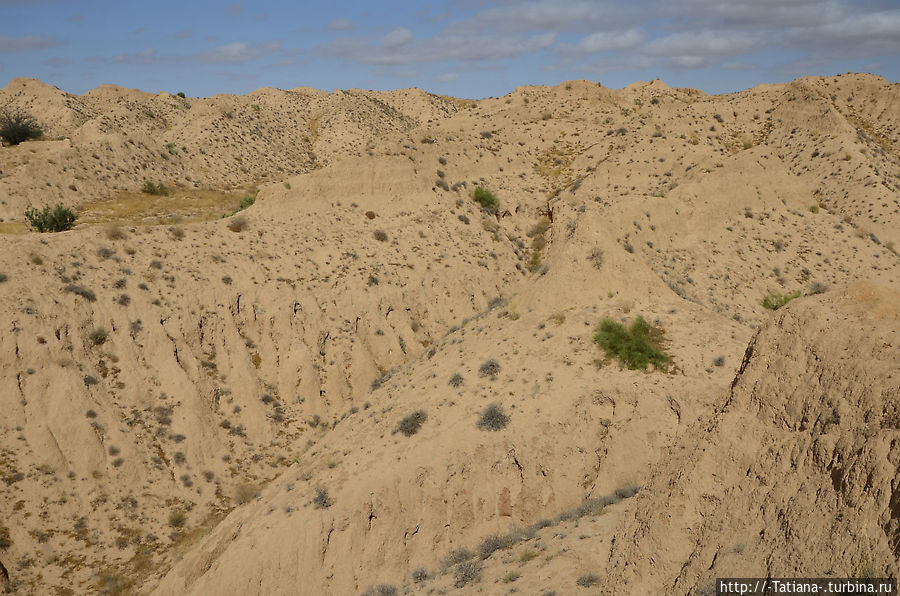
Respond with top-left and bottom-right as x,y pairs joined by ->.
471,187 -> 500,213
762,290 -> 801,310
226,195 -> 256,217
24,204 -> 77,232
141,180 -> 170,196
593,316 -> 670,370
0,109 -> 42,145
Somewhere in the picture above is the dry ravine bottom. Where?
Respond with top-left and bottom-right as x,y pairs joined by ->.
0,74 -> 898,595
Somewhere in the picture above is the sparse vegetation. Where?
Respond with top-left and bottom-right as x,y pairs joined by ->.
449,373 -> 464,387
0,109 -> 42,145
141,180 -> 170,196
478,534 -> 514,559
593,316 -> 670,370
89,327 -> 109,346
453,560 -> 482,587
471,186 -> 500,213
478,358 -> 501,378
576,573 -> 600,588
360,585 -> 397,596
373,229 -> 388,242
762,290 -> 801,310
394,410 -> 427,436
0,523 -> 11,549
228,216 -> 248,232
24,204 -> 77,232
65,284 -> 97,302
313,486 -> 332,509
168,510 -> 186,528
477,403 -> 509,431
234,483 -> 259,504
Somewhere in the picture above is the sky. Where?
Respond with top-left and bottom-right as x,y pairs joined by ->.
1,0 -> 898,98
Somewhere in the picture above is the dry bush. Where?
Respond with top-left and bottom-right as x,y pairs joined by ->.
228,217 -> 248,232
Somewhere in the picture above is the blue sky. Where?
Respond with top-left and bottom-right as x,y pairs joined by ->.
1,0 -> 898,98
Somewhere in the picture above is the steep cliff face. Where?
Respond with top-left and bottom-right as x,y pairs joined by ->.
601,282 -> 900,595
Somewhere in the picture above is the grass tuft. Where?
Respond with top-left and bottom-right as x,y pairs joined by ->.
593,316 -> 670,370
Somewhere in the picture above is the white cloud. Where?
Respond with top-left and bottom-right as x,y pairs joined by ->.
381,28 -> 414,48
194,42 -> 281,63
788,8 -> 900,53
645,30 -> 763,57
0,35 -> 62,52
104,42 -> 281,66
477,0 -> 634,33
436,72 -> 460,82
576,29 -> 645,52
321,29 -> 555,65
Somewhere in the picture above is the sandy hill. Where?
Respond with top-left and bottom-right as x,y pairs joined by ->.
0,73 -> 897,595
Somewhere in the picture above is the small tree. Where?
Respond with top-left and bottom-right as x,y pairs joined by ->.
0,109 -> 42,145
24,204 -> 77,232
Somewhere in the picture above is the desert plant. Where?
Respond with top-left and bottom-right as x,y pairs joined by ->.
394,410 -> 427,436
442,547 -> 474,569
168,510 -> 186,528
593,316 -> 670,370
0,523 -> 11,549
576,573 -> 600,587
359,585 -> 397,596
65,284 -> 97,302
313,486 -> 332,509
0,109 -> 42,145
141,180 -> 170,196
478,534 -> 513,559
373,229 -> 388,242
471,186 -> 500,213
411,567 -> 429,583
234,483 -> 258,504
762,290 -> 801,310
24,204 -> 77,232
478,358 -> 501,378
454,560 -> 482,587
477,403 -> 509,431
228,195 -> 255,216
0,273 -> 7,283
808,281 -> 829,295
448,373 -> 464,387
228,216 -> 248,232
89,327 -> 109,346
